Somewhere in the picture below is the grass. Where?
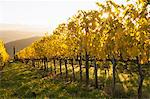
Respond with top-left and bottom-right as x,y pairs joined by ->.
0,62 -> 108,98
0,61 -> 149,98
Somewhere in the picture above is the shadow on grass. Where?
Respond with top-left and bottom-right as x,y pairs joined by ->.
0,61 -> 149,98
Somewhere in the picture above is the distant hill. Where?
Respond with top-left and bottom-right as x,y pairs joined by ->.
5,36 -> 41,58
0,30 -> 43,43
0,23 -> 50,43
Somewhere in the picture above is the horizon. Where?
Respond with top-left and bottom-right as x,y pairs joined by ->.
0,0 -> 134,43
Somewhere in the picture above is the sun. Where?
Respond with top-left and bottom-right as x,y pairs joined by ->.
101,12 -> 109,18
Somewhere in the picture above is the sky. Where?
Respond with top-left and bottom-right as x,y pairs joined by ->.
0,0 -> 127,32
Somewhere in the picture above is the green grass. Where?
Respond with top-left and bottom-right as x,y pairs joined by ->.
0,62 -> 108,98
0,61 -> 149,98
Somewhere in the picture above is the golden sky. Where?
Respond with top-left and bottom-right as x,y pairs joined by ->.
0,0 -> 128,32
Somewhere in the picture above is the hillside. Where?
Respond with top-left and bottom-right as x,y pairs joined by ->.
0,30 -> 42,43
5,37 -> 41,58
0,24 -> 49,43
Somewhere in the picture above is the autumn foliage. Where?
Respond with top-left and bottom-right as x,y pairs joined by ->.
17,0 -> 149,64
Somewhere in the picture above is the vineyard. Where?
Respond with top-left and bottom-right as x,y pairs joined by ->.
0,0 -> 150,98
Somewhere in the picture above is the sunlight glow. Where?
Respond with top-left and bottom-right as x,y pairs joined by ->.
101,12 -> 109,19
0,0 -> 127,33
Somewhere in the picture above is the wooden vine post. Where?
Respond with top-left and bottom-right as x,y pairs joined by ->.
59,58 -> 62,77
46,57 -> 48,71
64,59 -> 68,80
79,55 -> 82,81
32,59 -> 35,67
42,59 -> 44,70
136,57 -> 144,99
53,58 -> 56,75
13,46 -> 16,60
71,58 -> 75,80
94,58 -> 98,88
85,52 -> 89,85
111,58 -> 116,97
44,57 -> 46,71
82,11 -> 89,85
